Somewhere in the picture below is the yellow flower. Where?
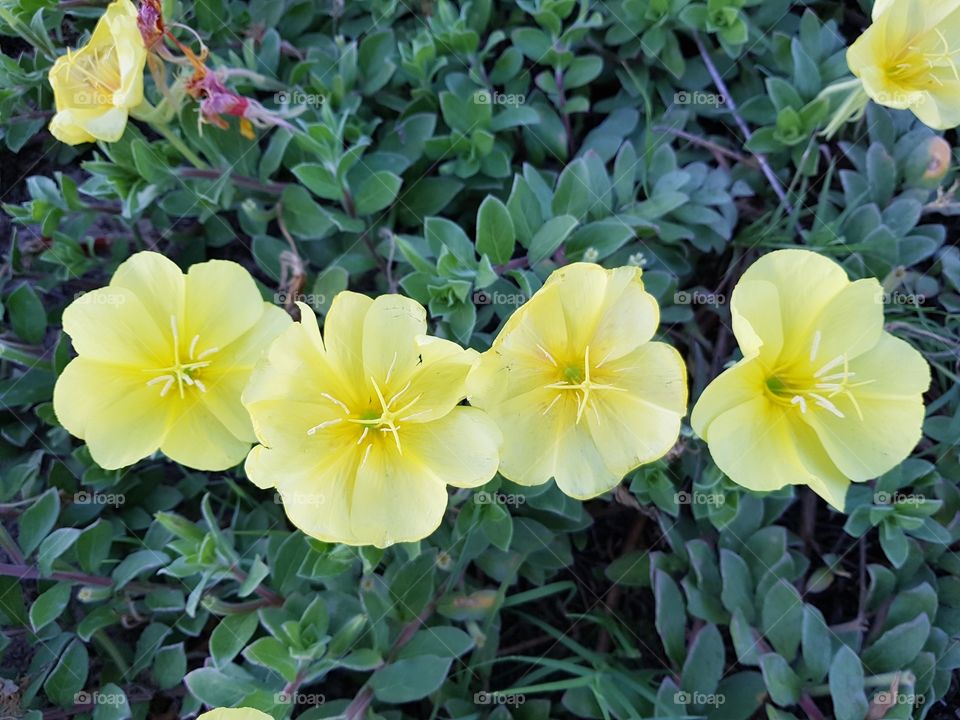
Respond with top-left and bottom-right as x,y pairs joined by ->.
847,0 -> 960,129
197,710 -> 272,720
53,252 -> 290,470
47,0 -> 146,145
466,263 -> 688,499
242,294 -> 502,548
691,249 -> 930,510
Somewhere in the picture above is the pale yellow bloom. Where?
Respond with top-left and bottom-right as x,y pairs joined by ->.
53,252 -> 290,470
243,294 -> 502,548
48,0 -> 146,144
847,0 -> 960,129
466,263 -> 687,499
197,710 -> 272,720
691,249 -> 930,510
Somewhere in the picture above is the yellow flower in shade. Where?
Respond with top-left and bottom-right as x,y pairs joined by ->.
47,0 -> 146,145
466,263 -> 688,499
242,294 -> 502,548
197,710 -> 272,720
53,252 -> 290,471
691,249 -> 931,511
847,0 -> 960,129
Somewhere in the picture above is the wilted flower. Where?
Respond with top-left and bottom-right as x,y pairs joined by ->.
47,0 -> 147,144
691,249 -> 930,510
847,0 -> 960,129
467,263 -> 688,499
53,252 -> 290,470
243,294 -> 502,548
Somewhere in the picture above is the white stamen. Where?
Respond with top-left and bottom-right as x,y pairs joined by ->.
814,355 -> 846,378
356,426 -> 369,444
360,444 -> 372,468
321,392 -> 350,413
188,334 -> 200,360
536,344 -> 558,366
809,330 -> 822,362
197,346 -> 219,360
541,395 -> 561,416
791,395 -> 808,413
388,380 -> 412,408
385,352 -> 398,384
810,393 -> 845,418
307,418 -> 343,435
193,379 -> 207,393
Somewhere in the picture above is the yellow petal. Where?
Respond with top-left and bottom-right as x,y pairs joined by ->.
733,249 -> 849,362
361,294 -> 427,384
401,407 -> 502,488
248,443 -> 360,544
197,709 -> 273,720
387,336 -> 476,424
110,251 -> 185,334
184,260 -> 265,350
730,280 -> 783,363
704,395 -> 850,510
323,292 -> 373,390
541,263 -> 610,351
56,361 -> 170,469
811,278 -> 884,363
350,444 -> 449,547
586,266 -> 660,364
62,286 -> 168,367
801,334 -> 929,482
552,420 -> 618,499
485,386 -> 572,487
48,110 -> 97,145
691,360 -> 766,440
161,399 -> 251,471
201,305 -> 291,443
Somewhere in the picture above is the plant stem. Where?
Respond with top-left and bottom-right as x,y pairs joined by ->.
152,123 -> 208,169
694,34 -> 792,212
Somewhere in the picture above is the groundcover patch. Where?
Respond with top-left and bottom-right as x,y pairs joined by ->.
1,0 -> 960,718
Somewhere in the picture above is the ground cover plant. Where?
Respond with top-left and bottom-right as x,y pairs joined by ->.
1,0 -> 960,718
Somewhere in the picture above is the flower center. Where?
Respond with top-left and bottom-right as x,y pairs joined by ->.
764,330 -> 874,421
144,316 -> 219,399
887,29 -> 960,89
61,45 -> 123,104
305,357 -> 429,466
541,345 -> 625,425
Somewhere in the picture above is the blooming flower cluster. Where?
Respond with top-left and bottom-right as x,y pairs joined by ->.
54,249 -> 929,546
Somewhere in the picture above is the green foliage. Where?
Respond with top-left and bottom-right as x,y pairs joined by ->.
2,0 -> 960,718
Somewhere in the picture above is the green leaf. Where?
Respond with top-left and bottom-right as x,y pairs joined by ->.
760,581 -> 802,660
528,214 -> 578,264
655,570 -> 686,667
801,605 -> 832,682
397,626 -> 475,660
371,655 -> 453,703
7,284 -> 46,345
44,640 -> 88,707
860,614 -> 930,673
76,520 -> 114,575
153,644 -> 187,691
18,488 -> 60,557
759,652 -> 800,706
829,646 -> 868,720
30,581 -> 72,632
37,527 -> 80,576
681,624 -> 724,696
92,683 -> 131,720
552,159 -> 592,219
280,185 -> 334,240
476,195 -> 516,264
243,636 -> 299,682
210,612 -> 259,668
353,170 -> 402,215
292,162 -> 343,201
112,549 -> 169,590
